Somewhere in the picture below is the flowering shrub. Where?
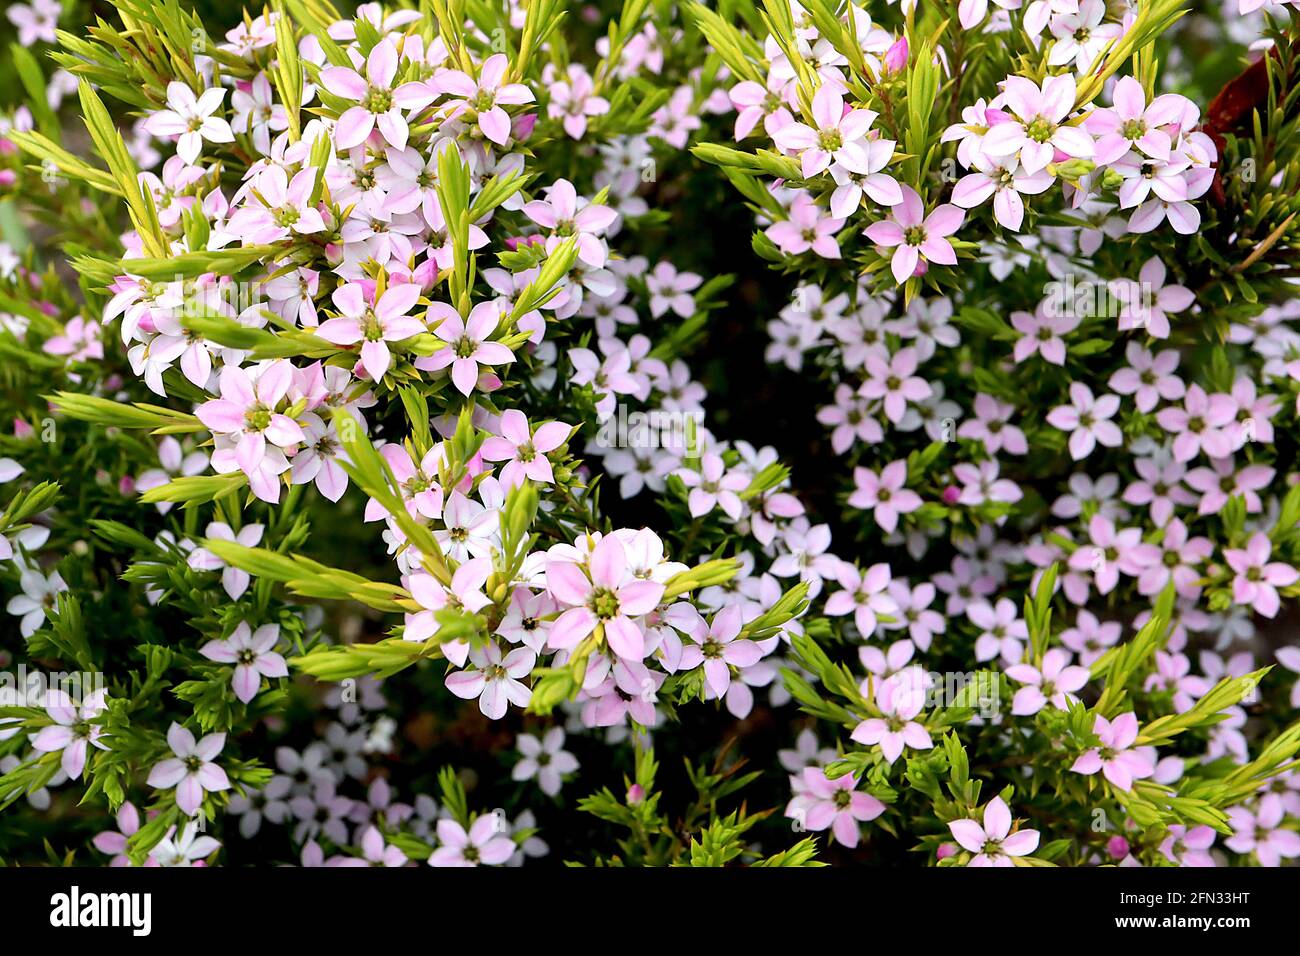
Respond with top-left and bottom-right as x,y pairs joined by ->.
0,0 -> 1298,871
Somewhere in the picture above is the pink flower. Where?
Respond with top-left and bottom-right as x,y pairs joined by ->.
567,345 -> 640,418
147,723 -> 231,815
859,347 -> 931,423
883,580 -> 945,651
369,443 -> 445,523
817,383 -> 883,453
151,821 -> 220,867
1225,795 -> 1300,867
848,460 -> 921,533
522,178 -> 617,268
1223,532 -> 1299,619
418,301 -> 516,395
980,73 -> 1093,174
195,361 -> 305,501
445,640 -> 535,720
1110,257 -> 1194,339
1184,458 -> 1272,516
436,53 -> 535,146
340,826 -> 408,867
1118,152 -> 1214,235
429,816 -> 515,867
32,688 -> 109,779
1108,342 -> 1184,412
290,412 -> 352,502
93,803 -> 146,867
513,727 -> 580,796
950,157 -> 1054,231
135,439 -> 209,512
1123,453 -> 1196,526
317,282 -> 425,384
1137,518 -> 1211,597
143,82 -> 235,164
1155,385 -> 1237,462
825,562 -> 896,638
729,76 -> 794,141
968,598 -> 1028,664
231,73 -> 288,154
1006,649 -> 1089,715
947,797 -> 1040,866
1046,383 -> 1123,460
227,164 -> 327,243
767,192 -> 845,259
480,410 -> 571,489
794,768 -> 885,848
43,317 -> 103,363
648,84 -> 701,147
377,141 -> 454,227
320,39 -> 410,149
1230,376 -> 1279,445
678,605 -> 764,697
497,588 -> 558,652
404,560 -> 493,655
546,534 -> 665,660
7,0 -> 60,46
851,670 -> 933,764
864,186 -> 964,283
1046,0 -> 1121,72
772,83 -> 878,178
952,460 -> 1023,506
1160,824 -> 1216,867
1276,646 -> 1300,709
1070,712 -> 1154,791
187,521 -> 264,599
1087,76 -> 1186,166
828,139 -> 904,217
958,393 -> 1027,454
547,64 -> 609,139
645,262 -> 703,318
677,452 -> 749,520
1061,610 -> 1122,666
200,621 -> 289,704
1011,301 -> 1078,365
1068,514 -> 1159,595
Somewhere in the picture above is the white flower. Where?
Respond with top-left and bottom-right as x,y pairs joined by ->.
143,82 -> 235,165
6,565 -> 66,636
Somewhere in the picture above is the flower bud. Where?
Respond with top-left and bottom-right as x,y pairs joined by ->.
884,37 -> 909,75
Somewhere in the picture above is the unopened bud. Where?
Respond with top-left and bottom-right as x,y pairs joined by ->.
884,37 -> 909,75
1049,158 -> 1096,181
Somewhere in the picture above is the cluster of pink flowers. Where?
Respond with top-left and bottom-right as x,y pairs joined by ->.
73,1 -> 827,752
946,73 -> 1214,236
7,0 -> 1300,872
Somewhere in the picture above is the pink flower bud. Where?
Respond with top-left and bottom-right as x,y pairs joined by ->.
512,112 -> 538,141
627,784 -> 645,804
942,485 -> 961,505
936,842 -> 957,860
1107,836 -> 1130,859
885,37 -> 909,74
